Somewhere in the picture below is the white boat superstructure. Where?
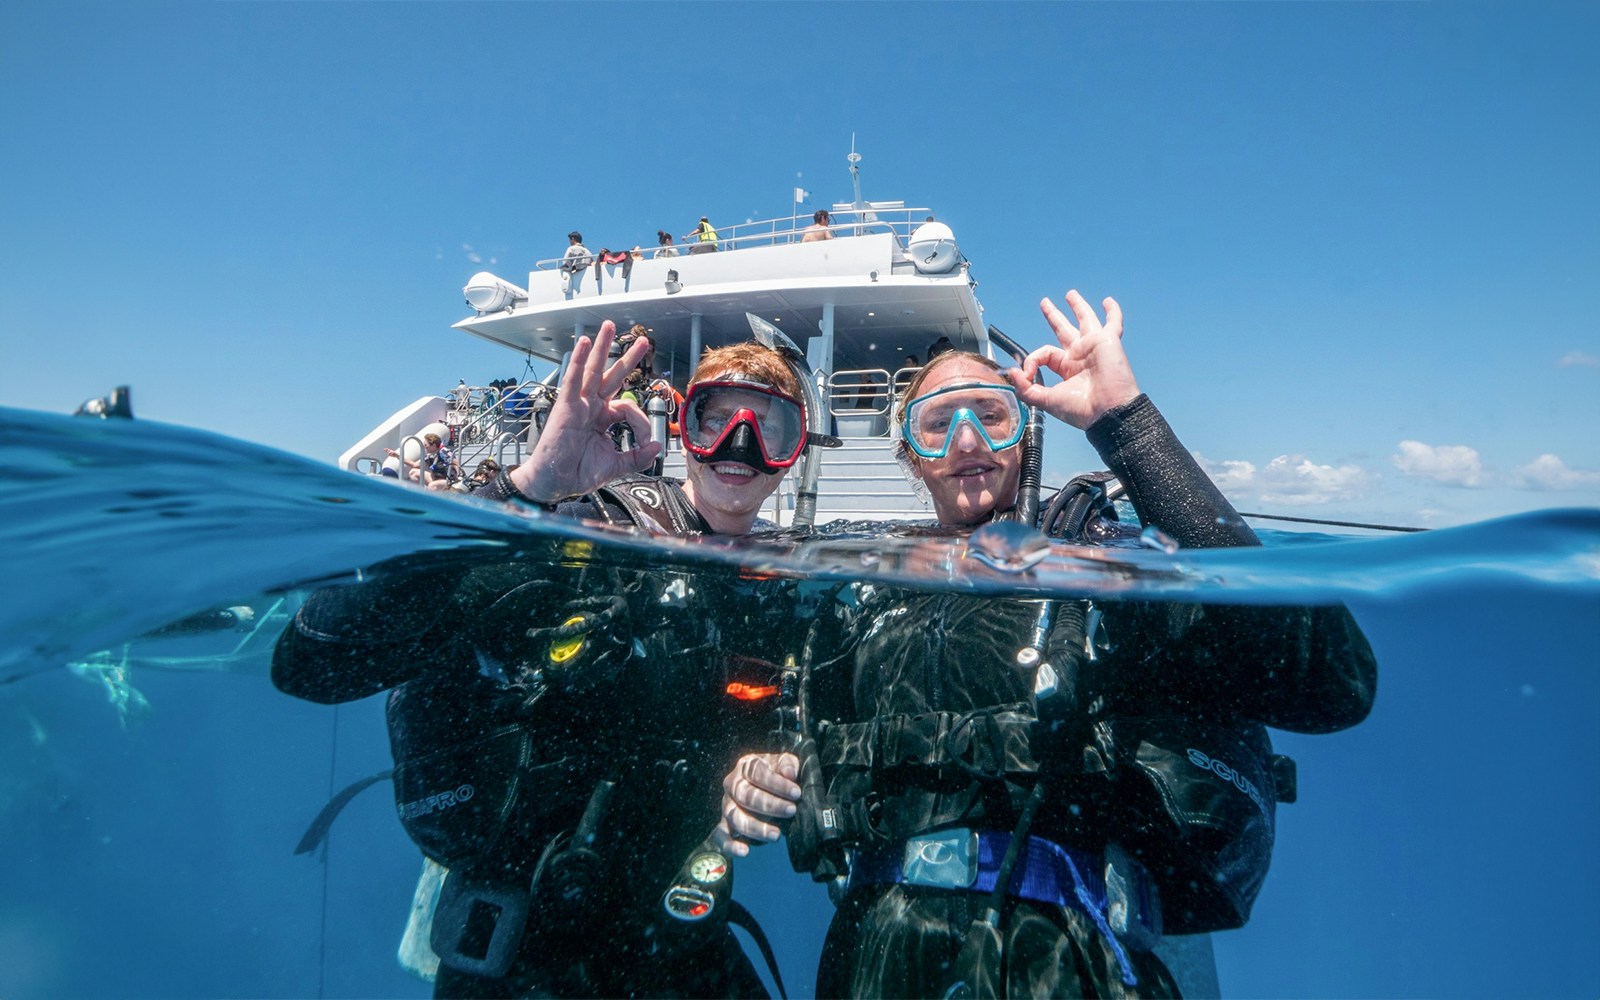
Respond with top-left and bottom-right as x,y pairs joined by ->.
344,169 -> 1013,525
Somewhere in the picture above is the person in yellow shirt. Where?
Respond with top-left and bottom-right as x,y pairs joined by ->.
684,216 -> 719,254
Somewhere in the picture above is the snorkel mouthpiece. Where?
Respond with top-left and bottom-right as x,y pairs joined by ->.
689,419 -> 782,476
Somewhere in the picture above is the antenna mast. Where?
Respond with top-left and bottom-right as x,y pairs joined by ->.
848,134 -> 863,208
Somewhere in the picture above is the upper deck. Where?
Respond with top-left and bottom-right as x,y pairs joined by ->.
454,204 -> 990,380
349,201 -> 1004,523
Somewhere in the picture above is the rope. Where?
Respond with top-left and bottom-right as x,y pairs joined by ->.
316,703 -> 340,1000
1237,511 -> 1425,533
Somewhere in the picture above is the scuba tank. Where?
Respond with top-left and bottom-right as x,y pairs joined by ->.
646,392 -> 671,477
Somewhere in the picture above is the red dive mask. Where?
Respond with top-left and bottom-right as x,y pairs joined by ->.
680,380 -> 806,475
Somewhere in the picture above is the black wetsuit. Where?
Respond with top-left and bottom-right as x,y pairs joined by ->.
273,478 -> 783,999
803,396 -> 1378,998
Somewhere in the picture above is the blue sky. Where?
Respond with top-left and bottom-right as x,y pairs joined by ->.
3,1 -> 1597,528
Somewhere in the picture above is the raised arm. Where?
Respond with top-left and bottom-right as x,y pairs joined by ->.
499,321 -> 662,505
1013,289 -> 1375,730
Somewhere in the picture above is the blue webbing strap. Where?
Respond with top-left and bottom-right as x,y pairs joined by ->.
1051,842 -> 1138,987
851,832 -> 1141,987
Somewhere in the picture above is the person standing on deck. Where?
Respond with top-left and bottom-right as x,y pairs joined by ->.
801,209 -> 834,242
684,216 -> 719,254
559,231 -> 591,297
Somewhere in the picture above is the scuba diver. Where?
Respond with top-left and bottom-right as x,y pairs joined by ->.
715,290 -> 1379,998
273,321 -> 829,998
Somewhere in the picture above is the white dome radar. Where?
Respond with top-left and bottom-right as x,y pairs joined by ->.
463,272 -> 528,314
907,222 -> 961,275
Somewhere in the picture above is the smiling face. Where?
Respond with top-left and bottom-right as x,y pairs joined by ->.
682,436 -> 786,534
899,354 -> 1021,527
678,343 -> 802,535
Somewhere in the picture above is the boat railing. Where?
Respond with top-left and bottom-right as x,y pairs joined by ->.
444,378 -> 557,475
395,433 -> 427,480
826,366 -> 924,438
526,206 -> 936,272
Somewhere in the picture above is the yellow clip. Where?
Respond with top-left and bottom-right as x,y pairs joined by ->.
547,615 -> 590,663
559,540 -> 595,567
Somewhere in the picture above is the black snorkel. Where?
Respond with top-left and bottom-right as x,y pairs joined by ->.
986,325 -> 1044,527
744,312 -> 841,528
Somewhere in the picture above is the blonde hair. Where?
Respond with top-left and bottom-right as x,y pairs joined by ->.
690,342 -> 801,400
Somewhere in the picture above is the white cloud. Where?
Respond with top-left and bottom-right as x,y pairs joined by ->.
1195,453 -> 1370,505
1255,455 -> 1370,505
462,242 -> 483,264
1391,440 -> 1486,487
1194,455 -> 1256,493
1514,454 -> 1600,491
1558,350 -> 1599,368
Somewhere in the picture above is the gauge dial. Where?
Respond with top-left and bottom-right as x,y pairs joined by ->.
689,852 -> 728,884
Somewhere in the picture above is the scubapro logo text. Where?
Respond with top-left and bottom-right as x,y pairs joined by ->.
1186,748 -> 1269,815
399,784 -> 475,820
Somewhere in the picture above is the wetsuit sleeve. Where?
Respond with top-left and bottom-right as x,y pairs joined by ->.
1084,393 -> 1257,548
271,562 -> 467,704
1105,600 -> 1376,733
1085,394 -> 1378,733
271,489 -> 642,706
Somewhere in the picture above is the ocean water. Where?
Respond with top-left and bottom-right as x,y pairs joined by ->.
2,407 -> 1597,998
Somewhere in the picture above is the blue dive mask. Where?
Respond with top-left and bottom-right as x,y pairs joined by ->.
900,382 -> 1028,460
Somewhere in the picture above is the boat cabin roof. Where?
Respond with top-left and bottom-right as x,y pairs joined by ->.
454,204 -> 989,387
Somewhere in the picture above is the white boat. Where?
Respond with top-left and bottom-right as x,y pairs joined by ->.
341,154 -> 1008,525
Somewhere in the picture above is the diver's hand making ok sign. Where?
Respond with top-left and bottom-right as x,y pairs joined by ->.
508,320 -> 661,504
1006,289 -> 1142,430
